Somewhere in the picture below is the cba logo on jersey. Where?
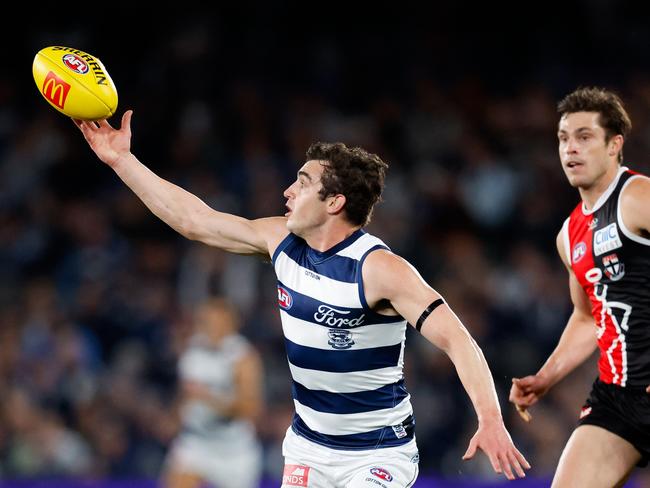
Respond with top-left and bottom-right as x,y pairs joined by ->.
594,223 -> 622,256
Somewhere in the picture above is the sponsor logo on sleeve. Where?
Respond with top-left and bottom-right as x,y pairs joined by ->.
594,223 -> 622,256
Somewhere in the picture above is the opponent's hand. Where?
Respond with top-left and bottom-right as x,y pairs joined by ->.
509,374 -> 550,422
462,420 -> 531,480
74,110 -> 133,168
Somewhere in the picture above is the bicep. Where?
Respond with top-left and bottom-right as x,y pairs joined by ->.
363,251 -> 462,349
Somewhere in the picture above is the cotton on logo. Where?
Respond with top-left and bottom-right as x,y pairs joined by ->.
278,286 -> 293,310
370,467 -> 393,482
282,465 -> 310,487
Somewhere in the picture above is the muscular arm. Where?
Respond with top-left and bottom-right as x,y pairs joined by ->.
363,251 -> 529,479
75,112 -> 288,256
510,229 -> 597,415
535,259 -> 597,388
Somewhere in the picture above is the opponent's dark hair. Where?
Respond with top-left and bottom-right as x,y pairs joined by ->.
557,87 -> 632,163
306,142 -> 388,226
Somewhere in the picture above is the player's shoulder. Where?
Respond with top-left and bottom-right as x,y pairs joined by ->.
621,171 -> 650,201
362,248 -> 419,285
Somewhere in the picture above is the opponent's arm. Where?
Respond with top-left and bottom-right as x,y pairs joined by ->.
75,112 -> 288,256
363,251 -> 530,480
509,229 -> 597,418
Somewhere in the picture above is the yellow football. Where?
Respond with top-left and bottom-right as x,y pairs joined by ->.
32,46 -> 118,120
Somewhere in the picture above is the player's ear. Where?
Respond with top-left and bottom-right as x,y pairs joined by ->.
608,134 -> 623,158
327,194 -> 346,215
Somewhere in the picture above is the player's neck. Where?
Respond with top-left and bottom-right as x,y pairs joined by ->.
579,164 -> 621,211
303,220 -> 361,252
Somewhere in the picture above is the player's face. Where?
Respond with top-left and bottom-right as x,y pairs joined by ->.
283,160 -> 329,236
558,111 -> 619,189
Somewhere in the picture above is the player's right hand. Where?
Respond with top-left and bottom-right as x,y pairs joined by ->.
508,375 -> 550,422
74,110 -> 133,168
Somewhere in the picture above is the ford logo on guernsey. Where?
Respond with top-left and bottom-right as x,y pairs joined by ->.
278,286 -> 293,310
370,467 -> 393,482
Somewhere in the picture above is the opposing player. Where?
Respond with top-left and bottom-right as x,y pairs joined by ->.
162,297 -> 263,488
509,87 -> 650,487
75,112 -> 529,487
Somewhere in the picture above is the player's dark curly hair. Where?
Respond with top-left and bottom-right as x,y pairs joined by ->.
557,87 -> 632,163
306,142 -> 388,226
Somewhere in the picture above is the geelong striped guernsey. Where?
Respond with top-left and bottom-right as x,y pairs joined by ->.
272,229 -> 415,450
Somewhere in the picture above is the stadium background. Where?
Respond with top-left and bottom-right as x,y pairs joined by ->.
2,3 -> 650,486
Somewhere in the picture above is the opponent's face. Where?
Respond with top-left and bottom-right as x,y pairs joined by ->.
558,111 -> 621,189
283,160 -> 329,236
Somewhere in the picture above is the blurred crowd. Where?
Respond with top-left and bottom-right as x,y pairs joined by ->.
3,5 -> 650,484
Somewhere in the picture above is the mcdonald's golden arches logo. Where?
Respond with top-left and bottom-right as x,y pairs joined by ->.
42,71 -> 71,109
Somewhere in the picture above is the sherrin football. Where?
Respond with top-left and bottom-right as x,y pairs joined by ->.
32,46 -> 118,120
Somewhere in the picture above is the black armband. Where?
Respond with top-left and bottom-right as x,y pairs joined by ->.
415,298 -> 445,332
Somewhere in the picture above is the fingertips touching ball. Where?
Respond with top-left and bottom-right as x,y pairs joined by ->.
32,46 -> 118,121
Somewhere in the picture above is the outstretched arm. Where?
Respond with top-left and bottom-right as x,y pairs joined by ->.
363,250 -> 530,480
509,229 -> 597,420
75,112 -> 288,256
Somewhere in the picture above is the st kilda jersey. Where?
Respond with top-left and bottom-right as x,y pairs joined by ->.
562,167 -> 650,388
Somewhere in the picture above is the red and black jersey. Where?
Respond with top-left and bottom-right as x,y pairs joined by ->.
563,167 -> 650,388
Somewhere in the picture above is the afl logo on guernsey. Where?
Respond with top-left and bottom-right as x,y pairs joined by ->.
278,286 -> 293,310
572,242 -> 587,263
